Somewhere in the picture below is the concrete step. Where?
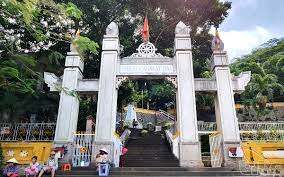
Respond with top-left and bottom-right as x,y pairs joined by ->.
55,170 -> 258,176
50,167 -> 259,177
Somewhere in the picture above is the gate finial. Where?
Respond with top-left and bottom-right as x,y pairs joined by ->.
106,22 -> 119,36
175,21 -> 191,36
211,28 -> 224,51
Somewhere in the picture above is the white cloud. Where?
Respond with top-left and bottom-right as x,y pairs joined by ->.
210,26 -> 276,61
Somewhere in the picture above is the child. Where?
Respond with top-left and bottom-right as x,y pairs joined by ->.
38,151 -> 58,177
3,158 -> 19,177
24,156 -> 39,177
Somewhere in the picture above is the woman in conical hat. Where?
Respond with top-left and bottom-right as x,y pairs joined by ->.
3,158 -> 19,177
95,148 -> 110,171
99,148 -> 108,154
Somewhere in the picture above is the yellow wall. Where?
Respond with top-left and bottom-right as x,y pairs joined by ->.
242,142 -> 284,165
0,142 -> 53,164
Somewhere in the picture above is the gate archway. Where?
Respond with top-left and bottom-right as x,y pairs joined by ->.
44,21 -> 251,168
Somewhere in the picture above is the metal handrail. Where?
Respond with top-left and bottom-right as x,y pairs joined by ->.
157,109 -> 175,121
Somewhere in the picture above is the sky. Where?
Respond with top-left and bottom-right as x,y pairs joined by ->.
217,0 -> 284,61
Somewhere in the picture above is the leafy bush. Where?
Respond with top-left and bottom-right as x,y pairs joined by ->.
141,130 -> 148,137
163,122 -> 173,130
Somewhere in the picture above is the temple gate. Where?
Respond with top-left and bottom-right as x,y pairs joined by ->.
44,21 -> 251,167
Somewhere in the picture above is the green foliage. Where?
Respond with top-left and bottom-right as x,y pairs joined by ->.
0,0 -> 232,122
0,0 -> 97,122
0,53 -> 38,94
63,2 -> 83,19
141,129 -> 149,137
75,36 -> 99,57
48,51 -> 65,65
231,38 -> 284,120
117,81 -> 136,112
149,81 -> 175,110
162,121 -> 173,130
231,39 -> 284,102
8,0 -> 38,25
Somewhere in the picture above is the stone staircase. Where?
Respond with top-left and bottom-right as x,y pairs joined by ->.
53,167 -> 259,176
40,129 -> 259,177
124,129 -> 179,167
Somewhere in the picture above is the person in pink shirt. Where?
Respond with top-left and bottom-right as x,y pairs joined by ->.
119,146 -> 128,167
24,156 -> 39,177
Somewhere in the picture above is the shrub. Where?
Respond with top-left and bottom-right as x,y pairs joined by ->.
163,122 -> 173,130
141,130 -> 148,137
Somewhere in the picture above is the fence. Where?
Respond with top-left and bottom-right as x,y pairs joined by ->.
72,133 -> 95,167
198,122 -> 217,134
239,122 -> 284,141
0,123 -> 56,141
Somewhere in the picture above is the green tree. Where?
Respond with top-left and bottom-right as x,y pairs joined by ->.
0,0 -> 98,122
231,38 -> 284,121
243,73 -> 283,111
1,0 -> 232,122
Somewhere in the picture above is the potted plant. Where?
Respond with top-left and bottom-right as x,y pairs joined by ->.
163,122 -> 173,130
141,129 -> 148,137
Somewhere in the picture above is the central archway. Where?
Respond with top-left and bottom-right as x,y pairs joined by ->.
94,22 -> 202,167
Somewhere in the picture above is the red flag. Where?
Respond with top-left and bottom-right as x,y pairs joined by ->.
142,16 -> 149,42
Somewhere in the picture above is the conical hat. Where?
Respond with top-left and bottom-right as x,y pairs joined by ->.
99,148 -> 108,154
7,158 -> 19,164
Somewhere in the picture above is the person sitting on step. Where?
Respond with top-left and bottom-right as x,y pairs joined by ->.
24,156 -> 39,177
3,158 -> 19,177
95,148 -> 110,171
38,151 -> 58,177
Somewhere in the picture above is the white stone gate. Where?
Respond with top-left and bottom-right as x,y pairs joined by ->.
44,21 -> 251,167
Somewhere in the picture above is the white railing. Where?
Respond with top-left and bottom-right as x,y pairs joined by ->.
239,122 -> 284,141
113,134 -> 122,167
120,129 -> 131,145
157,109 -> 175,121
72,133 -> 95,167
165,130 -> 179,159
238,122 -> 284,131
0,123 -> 56,141
198,121 -> 217,133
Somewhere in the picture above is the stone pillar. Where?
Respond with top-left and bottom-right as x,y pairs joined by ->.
174,21 -> 202,167
94,22 -> 120,161
54,46 -> 83,144
211,51 -> 241,167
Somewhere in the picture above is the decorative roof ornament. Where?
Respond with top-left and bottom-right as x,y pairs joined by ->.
211,28 -> 224,51
128,42 -> 165,58
106,22 -> 119,36
175,21 -> 191,35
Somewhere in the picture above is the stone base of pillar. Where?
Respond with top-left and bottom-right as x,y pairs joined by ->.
179,141 -> 204,167
93,141 -> 114,163
222,141 -> 243,170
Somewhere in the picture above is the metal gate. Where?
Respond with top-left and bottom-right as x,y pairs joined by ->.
209,131 -> 223,167
72,133 -> 95,167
